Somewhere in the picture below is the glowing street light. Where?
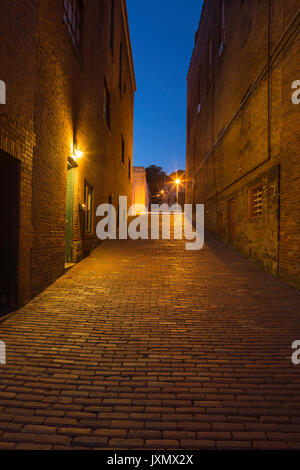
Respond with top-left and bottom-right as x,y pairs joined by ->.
174,178 -> 181,207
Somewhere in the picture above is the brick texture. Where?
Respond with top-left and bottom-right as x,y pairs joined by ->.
0,0 -> 135,308
186,0 -> 300,289
0,225 -> 300,449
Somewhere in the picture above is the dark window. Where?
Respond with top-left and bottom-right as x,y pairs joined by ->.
103,80 -> 111,130
110,0 -> 115,51
84,181 -> 94,233
119,42 -> 123,92
128,158 -> 131,180
249,185 -> 263,218
63,0 -> 83,54
121,135 -> 125,165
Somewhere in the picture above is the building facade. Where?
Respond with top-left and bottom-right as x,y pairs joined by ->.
186,0 -> 300,289
0,0 -> 135,314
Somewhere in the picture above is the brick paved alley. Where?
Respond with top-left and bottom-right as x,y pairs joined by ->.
0,230 -> 300,450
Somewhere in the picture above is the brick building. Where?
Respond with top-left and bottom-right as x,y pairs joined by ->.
186,0 -> 300,289
0,0 -> 135,314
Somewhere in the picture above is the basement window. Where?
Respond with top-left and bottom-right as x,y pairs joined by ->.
84,181 -> 94,233
249,185 -> 263,218
63,0 -> 83,55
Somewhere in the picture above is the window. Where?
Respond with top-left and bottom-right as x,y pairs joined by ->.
103,80 -> 111,130
219,0 -> 225,55
119,42 -> 123,92
121,135 -> 125,165
63,0 -> 83,54
110,0 -> 115,51
249,185 -> 263,218
84,181 -> 94,233
128,158 -> 131,180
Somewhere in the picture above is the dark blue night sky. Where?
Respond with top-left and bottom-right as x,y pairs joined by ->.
127,0 -> 204,175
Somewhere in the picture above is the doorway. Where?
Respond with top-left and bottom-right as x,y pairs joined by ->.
0,150 -> 19,315
65,166 -> 75,263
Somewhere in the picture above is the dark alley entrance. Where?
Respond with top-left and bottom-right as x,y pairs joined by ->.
0,150 -> 19,316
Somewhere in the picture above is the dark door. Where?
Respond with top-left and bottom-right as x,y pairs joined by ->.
230,199 -> 236,243
0,150 -> 19,315
65,167 -> 74,263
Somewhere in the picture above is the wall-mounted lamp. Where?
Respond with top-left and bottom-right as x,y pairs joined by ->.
74,148 -> 83,159
68,145 -> 83,169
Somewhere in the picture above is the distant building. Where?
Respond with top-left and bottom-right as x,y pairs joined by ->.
132,167 -> 149,212
0,0 -> 136,314
186,0 -> 300,289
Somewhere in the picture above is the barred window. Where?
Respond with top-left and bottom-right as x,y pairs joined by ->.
63,0 -> 83,54
249,185 -> 263,218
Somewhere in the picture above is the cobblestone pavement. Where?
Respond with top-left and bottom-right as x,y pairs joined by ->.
0,227 -> 300,450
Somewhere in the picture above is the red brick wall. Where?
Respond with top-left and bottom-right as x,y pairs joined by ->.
0,0 -> 135,304
187,0 -> 300,288
30,0 -> 135,295
0,0 -> 37,305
